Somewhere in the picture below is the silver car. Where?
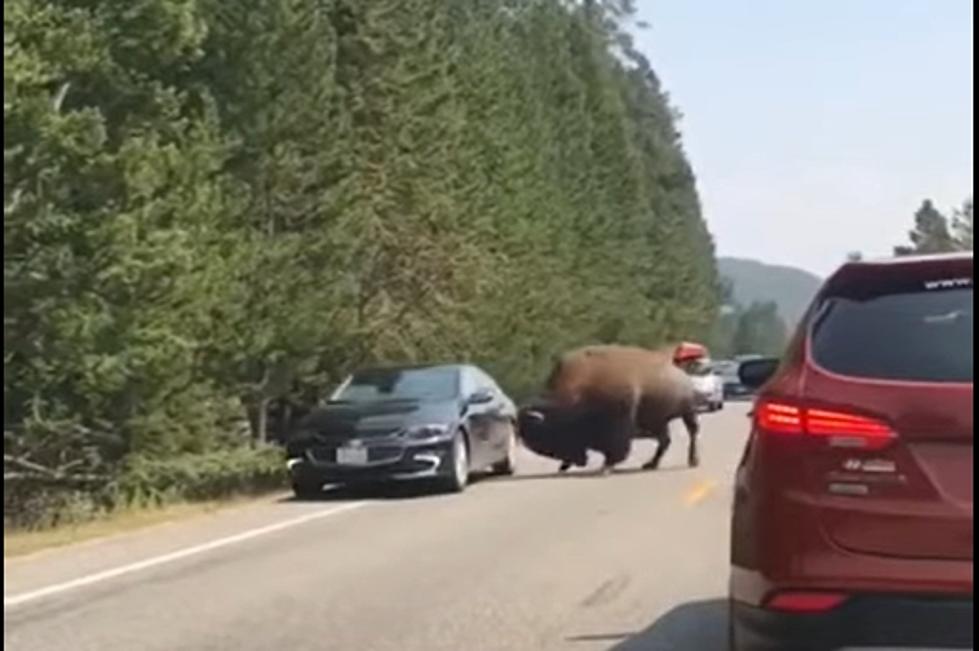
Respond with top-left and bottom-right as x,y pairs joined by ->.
685,359 -> 724,412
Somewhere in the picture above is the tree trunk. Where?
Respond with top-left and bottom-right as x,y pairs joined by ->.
256,398 -> 268,445
246,399 -> 269,446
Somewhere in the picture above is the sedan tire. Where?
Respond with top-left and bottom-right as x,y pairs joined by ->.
291,480 -> 323,500
439,430 -> 470,494
490,423 -> 518,476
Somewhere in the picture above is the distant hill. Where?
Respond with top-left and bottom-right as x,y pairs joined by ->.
717,257 -> 823,327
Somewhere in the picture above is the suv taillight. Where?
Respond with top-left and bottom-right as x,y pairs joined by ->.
765,591 -> 849,613
755,399 -> 896,450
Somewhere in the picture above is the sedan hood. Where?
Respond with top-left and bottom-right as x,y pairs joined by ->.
296,399 -> 459,440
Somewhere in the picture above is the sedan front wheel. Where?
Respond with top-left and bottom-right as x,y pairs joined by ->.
491,423 -> 517,476
439,431 -> 469,493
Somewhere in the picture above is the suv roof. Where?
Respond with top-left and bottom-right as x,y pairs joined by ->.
849,251 -> 972,266
819,251 -> 972,298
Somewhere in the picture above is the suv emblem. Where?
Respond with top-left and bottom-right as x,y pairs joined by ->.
842,458 -> 896,473
862,459 -> 896,473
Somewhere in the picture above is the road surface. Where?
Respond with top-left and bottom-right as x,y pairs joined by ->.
4,404 -> 752,651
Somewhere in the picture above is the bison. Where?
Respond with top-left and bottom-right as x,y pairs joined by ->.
516,344 -> 700,474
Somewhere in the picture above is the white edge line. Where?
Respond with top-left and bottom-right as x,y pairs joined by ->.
4,501 -> 367,609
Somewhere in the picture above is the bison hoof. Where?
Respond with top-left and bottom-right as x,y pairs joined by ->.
558,462 -> 572,473
688,457 -> 700,468
641,461 -> 660,471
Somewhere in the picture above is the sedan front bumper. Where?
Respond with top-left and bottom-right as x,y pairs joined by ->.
693,389 -> 721,408
288,440 -> 455,485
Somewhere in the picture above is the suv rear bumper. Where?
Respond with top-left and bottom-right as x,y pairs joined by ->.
730,595 -> 973,651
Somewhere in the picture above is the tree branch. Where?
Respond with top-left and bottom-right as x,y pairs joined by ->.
3,454 -> 107,484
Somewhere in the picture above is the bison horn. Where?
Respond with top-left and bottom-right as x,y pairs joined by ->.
524,410 -> 545,423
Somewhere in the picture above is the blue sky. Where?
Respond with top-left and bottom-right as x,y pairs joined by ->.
632,0 -> 973,276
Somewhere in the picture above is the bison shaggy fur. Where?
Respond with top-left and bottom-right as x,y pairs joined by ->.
517,344 -> 700,473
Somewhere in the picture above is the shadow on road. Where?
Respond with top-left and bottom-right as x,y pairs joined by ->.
278,481 -> 454,503
280,465 -> 695,503
568,598 -> 728,651
279,471 -> 523,503
484,464 -> 691,485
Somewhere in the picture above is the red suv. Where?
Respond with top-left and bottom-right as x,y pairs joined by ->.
729,252 -> 973,650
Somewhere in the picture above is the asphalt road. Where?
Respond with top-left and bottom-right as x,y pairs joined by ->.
4,403 -> 752,651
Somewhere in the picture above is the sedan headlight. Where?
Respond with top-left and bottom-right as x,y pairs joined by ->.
403,424 -> 451,441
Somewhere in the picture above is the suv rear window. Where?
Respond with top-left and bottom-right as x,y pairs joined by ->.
810,281 -> 972,383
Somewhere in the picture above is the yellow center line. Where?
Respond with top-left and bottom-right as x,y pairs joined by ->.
683,479 -> 718,507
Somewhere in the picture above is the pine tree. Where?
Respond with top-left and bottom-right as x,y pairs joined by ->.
895,199 -> 956,255
952,198 -> 973,251
731,302 -> 788,357
5,0 -> 722,514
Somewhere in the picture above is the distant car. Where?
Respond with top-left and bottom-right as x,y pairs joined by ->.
674,341 -> 710,364
685,358 -> 724,412
714,360 -> 754,400
729,252 -> 973,650
286,364 -> 518,497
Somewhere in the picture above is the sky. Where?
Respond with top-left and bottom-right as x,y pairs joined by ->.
631,0 -> 974,277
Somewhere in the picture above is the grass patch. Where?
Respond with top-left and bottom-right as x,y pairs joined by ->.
4,445 -> 290,558
4,491 -> 285,559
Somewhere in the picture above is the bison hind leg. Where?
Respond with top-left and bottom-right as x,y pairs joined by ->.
642,425 -> 671,471
683,410 -> 700,468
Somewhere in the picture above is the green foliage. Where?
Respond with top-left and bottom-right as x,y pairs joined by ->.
110,446 -> 286,507
712,300 -> 788,358
5,0 -> 719,525
4,446 -> 287,530
952,198 -> 973,251
717,257 -> 822,328
731,302 -> 788,357
895,198 -> 972,255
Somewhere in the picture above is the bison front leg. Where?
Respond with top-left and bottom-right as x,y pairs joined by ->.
600,406 -> 635,475
558,447 -> 587,473
642,426 -> 671,470
599,451 -> 622,476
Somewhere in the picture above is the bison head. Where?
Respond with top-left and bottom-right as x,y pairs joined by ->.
516,400 -> 589,467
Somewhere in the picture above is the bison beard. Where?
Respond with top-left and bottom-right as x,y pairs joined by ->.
517,344 -> 701,474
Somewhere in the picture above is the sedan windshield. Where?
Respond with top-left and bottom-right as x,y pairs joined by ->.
332,367 -> 460,403
712,361 -> 740,382
683,358 -> 714,377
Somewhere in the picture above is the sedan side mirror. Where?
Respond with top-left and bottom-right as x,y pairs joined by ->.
738,357 -> 780,390
467,388 -> 494,405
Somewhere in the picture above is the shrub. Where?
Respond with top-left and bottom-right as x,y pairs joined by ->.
4,446 -> 288,531
110,446 -> 288,509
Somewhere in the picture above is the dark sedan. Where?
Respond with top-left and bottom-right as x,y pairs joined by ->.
286,364 -> 518,497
